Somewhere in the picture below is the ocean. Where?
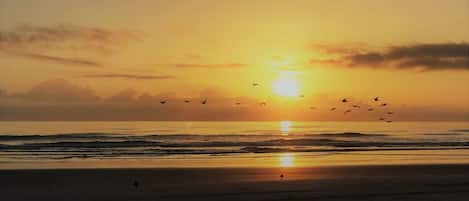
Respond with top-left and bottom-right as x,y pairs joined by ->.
1,121 -> 468,169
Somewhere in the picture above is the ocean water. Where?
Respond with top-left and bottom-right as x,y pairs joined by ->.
0,121 -> 468,168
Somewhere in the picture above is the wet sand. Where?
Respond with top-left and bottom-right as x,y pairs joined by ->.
1,164 -> 469,201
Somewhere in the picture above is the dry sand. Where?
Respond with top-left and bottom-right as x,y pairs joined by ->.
1,164 -> 469,201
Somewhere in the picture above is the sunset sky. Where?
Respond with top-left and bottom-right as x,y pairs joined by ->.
1,0 -> 468,121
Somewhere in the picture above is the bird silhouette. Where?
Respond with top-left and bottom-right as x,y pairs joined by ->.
280,174 -> 284,179
379,117 -> 385,121
352,105 -> 360,108
386,112 -> 394,115
260,102 -> 267,106
385,120 -> 393,123
309,106 -> 316,110
341,98 -> 348,103
299,94 -> 305,98
330,107 -> 336,111
344,109 -> 352,114
374,97 -> 380,102
184,100 -> 190,103
381,103 -> 388,107
235,102 -> 241,105
160,100 -> 167,104
201,99 -> 207,104
252,83 -> 260,87
368,108 -> 374,111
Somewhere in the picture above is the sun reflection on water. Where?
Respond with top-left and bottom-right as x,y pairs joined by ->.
279,153 -> 295,167
280,121 -> 292,134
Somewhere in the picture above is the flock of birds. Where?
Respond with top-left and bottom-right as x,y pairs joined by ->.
156,82 -> 395,123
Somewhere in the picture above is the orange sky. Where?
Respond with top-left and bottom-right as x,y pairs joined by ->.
1,0 -> 468,121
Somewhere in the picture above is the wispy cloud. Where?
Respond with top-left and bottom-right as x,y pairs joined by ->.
156,63 -> 247,68
83,73 -> 175,80
310,43 -> 469,70
0,24 -> 139,66
14,52 -> 101,67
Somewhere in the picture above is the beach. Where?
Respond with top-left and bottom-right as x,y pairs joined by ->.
1,164 -> 469,201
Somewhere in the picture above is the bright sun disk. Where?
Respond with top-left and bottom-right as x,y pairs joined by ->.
273,79 -> 300,97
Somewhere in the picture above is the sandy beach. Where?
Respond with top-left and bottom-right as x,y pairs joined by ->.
1,164 -> 469,201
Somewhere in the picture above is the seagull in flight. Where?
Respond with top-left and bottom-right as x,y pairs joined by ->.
160,100 -> 167,104
344,109 -> 352,114
184,100 -> 190,103
374,97 -> 380,102
380,103 -> 388,107
252,83 -> 260,87
201,99 -> 207,104
330,107 -> 336,111
352,105 -> 360,108
341,98 -> 348,103
368,108 -> 374,111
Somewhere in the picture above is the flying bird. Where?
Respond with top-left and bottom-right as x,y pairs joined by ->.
344,109 -> 352,114
386,112 -> 394,115
374,97 -> 380,102
368,108 -> 374,111
385,120 -> 393,123
341,98 -> 348,103
352,105 -> 360,108
160,100 -> 167,104
299,94 -> 305,98
380,103 -> 388,107
309,106 -> 316,110
201,99 -> 207,104
235,102 -> 241,105
184,100 -> 190,103
260,102 -> 267,106
379,117 -> 385,121
252,83 -> 260,87
330,107 -> 336,111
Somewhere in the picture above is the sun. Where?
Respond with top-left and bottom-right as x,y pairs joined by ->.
273,78 -> 300,97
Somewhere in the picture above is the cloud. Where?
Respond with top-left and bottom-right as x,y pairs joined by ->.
82,73 -> 175,80
156,63 -> 247,68
310,43 -> 469,70
0,24 -> 137,49
12,52 -> 101,67
0,24 -> 138,66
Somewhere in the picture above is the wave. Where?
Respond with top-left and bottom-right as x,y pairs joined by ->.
318,132 -> 388,137
2,138 -> 469,150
